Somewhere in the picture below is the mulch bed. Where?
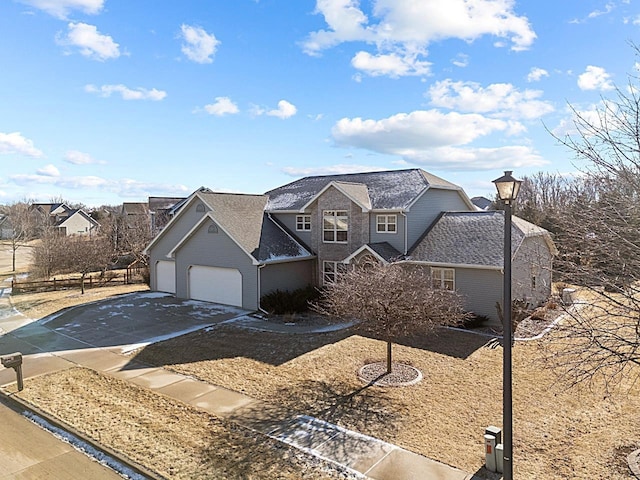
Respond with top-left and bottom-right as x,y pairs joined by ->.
358,362 -> 422,387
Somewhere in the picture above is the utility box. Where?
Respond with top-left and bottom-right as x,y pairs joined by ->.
485,425 -> 502,446
484,434 -> 497,472
496,443 -> 504,473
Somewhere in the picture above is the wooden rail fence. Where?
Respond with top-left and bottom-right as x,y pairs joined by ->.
11,271 -> 143,294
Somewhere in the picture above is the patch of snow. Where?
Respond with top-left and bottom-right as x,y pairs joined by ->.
119,323 -> 214,354
134,292 -> 172,299
22,411 -> 148,479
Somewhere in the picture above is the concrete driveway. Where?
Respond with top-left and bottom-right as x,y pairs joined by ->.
0,291 -> 247,358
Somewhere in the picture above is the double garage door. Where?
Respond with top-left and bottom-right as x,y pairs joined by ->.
155,262 -> 243,308
188,265 -> 243,307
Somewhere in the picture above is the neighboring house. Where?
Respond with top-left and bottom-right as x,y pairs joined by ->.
0,214 -> 12,239
31,203 -> 100,236
145,169 -> 556,325
148,196 -> 186,234
471,196 -> 493,211
121,202 -> 150,228
407,211 -> 557,322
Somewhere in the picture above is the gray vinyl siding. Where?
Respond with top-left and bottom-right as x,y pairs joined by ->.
174,217 -> 258,310
406,189 -> 473,249
369,213 -> 406,253
148,198 -> 212,291
272,212 -> 312,248
455,267 -> 504,325
260,259 -> 315,297
512,236 -> 553,307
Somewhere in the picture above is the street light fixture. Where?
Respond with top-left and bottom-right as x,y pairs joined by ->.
492,170 -> 522,480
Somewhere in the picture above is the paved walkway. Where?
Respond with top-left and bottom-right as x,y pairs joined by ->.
0,291 -> 481,480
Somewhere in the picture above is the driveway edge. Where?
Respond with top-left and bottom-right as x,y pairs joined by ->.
0,388 -> 164,480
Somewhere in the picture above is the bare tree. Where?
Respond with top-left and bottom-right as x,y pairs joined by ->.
539,57 -> 640,388
65,234 -> 114,293
314,261 -> 467,374
4,201 -> 37,273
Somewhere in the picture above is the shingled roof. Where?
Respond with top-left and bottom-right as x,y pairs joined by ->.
265,168 -> 462,211
408,211 -> 555,267
195,192 -> 312,263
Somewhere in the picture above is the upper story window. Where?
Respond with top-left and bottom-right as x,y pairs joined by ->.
296,215 -> 311,231
431,267 -> 455,290
323,210 -> 348,243
376,214 -> 397,233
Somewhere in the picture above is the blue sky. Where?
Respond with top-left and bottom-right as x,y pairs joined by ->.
1,0 -> 639,207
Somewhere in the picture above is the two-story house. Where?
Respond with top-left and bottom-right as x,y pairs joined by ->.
145,169 -> 556,324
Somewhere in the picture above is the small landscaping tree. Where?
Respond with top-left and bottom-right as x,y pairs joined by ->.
314,261 -> 467,374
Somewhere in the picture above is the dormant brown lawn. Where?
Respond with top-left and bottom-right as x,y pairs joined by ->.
7,286 -> 640,479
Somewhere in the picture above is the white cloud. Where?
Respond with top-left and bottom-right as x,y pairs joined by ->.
427,79 -> 554,120
9,172 -> 190,198
351,51 -> 431,77
527,67 -> 549,82
331,110 -> 547,170
56,22 -> 120,61
180,25 -> 220,64
266,100 -> 297,119
64,150 -> 103,165
18,0 -> 104,19
85,84 -> 167,101
578,65 -> 614,91
37,164 -> 60,177
283,164 -> 385,176
0,132 -> 43,157
451,53 -> 469,68
204,97 -> 239,116
303,0 -> 535,77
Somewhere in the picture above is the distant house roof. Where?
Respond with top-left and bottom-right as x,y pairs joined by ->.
408,211 -> 556,268
471,196 -> 493,211
148,197 -> 185,213
265,168 -> 467,211
32,203 -> 71,216
122,202 -> 149,215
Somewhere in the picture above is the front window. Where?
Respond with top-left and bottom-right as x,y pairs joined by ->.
323,261 -> 347,284
323,210 -> 348,243
376,214 -> 397,233
431,267 -> 455,290
296,215 -> 311,231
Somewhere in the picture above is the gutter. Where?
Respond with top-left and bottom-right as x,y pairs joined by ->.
257,264 -> 269,315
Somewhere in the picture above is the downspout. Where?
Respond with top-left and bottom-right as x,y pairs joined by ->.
257,263 -> 269,314
400,211 -> 408,255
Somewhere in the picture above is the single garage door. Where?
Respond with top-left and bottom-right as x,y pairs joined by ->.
188,265 -> 242,307
156,260 -> 176,293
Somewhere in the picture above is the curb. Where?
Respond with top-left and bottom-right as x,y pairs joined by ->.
629,449 -> 640,478
0,388 -> 164,480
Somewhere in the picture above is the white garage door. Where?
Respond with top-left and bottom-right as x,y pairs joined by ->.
188,266 -> 242,307
156,261 -> 176,293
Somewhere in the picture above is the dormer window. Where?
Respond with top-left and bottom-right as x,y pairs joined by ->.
323,210 -> 348,243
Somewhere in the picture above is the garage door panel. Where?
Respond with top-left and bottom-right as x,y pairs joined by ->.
156,261 -> 176,293
189,266 -> 242,307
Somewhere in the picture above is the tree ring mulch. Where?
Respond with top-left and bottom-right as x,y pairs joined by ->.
358,362 -> 423,387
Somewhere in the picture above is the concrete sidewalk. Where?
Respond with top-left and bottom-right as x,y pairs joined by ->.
0,345 -> 479,480
0,398 -> 124,480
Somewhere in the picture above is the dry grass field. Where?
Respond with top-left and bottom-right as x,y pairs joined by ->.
5,285 -> 640,479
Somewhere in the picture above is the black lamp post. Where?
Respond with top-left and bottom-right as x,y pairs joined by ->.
492,170 -> 522,480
